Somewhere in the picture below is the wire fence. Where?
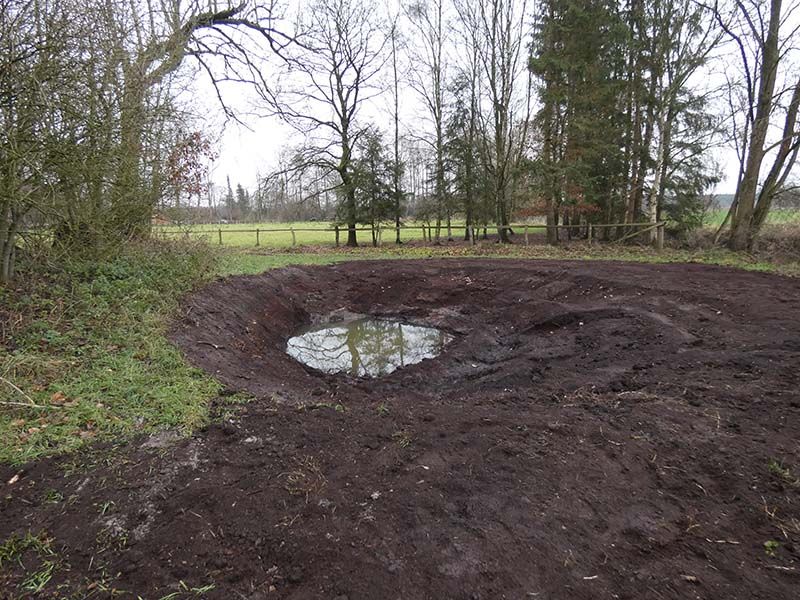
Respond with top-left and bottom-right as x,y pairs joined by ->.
152,221 -> 667,250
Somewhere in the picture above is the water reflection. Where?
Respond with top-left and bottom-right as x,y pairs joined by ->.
286,318 -> 453,377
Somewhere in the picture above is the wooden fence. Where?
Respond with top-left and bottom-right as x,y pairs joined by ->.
154,221 -> 667,250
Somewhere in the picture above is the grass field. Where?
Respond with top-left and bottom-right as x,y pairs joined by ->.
1,240 -> 799,465
157,212 -> 800,248
155,220 -> 463,247
703,208 -> 800,228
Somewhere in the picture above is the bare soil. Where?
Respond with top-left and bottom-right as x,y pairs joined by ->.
2,259 -> 800,599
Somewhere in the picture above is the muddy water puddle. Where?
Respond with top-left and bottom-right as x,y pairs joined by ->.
286,318 -> 452,377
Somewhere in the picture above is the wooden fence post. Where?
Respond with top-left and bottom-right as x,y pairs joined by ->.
218,229 -> 222,245
656,222 -> 665,251
377,225 -> 382,247
335,226 -> 340,247
588,224 -> 593,246
524,225 -> 529,246
291,227 -> 296,246
255,229 -> 260,247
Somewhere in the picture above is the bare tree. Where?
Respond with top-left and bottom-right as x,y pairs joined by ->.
404,0 -> 449,241
0,0 -> 76,282
388,10 -> 405,244
714,0 -> 800,250
458,0 -> 532,243
449,8 -> 484,241
644,0 -> 722,239
262,0 -> 388,246
103,0 -> 292,236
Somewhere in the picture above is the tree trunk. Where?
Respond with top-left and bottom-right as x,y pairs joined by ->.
0,222 -> 16,285
729,0 -> 782,250
750,79 -> 800,233
546,200 -> 558,245
391,21 -> 402,245
647,106 -> 671,242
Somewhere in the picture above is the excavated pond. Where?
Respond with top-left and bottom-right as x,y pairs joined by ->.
286,318 -> 453,377
9,260 -> 794,598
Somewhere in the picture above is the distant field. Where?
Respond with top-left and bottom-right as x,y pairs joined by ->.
704,208 -> 800,228
154,212 -> 800,248
154,221 -> 471,247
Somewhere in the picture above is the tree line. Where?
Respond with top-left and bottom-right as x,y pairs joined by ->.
259,0 -> 798,248
1,0 -> 798,279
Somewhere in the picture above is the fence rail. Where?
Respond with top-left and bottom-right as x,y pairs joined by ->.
154,221 -> 667,250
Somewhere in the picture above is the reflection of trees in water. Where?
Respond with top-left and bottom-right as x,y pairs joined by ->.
286,319 -> 451,377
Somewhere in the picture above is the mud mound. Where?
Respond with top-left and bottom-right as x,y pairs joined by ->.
2,259 -> 800,599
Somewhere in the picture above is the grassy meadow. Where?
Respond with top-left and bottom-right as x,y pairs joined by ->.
155,220 -> 461,247
155,210 -> 800,249
703,208 -> 800,228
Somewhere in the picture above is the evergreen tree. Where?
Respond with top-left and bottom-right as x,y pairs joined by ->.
351,128 -> 395,246
224,176 -> 235,220
444,71 -> 486,240
530,0 -> 720,241
235,183 -> 250,218
531,0 -> 628,241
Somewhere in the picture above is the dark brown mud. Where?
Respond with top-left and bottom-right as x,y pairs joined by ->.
2,259 -> 799,599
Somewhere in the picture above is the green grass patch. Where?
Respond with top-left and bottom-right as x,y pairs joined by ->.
155,220 -> 445,248
216,251 -> 355,276
219,242 -> 800,277
0,242 -> 220,464
0,531 -> 60,596
768,458 -> 799,486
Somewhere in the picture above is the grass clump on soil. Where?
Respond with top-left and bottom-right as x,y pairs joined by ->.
0,241 -> 220,464
0,531 -> 59,595
768,459 -> 799,486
